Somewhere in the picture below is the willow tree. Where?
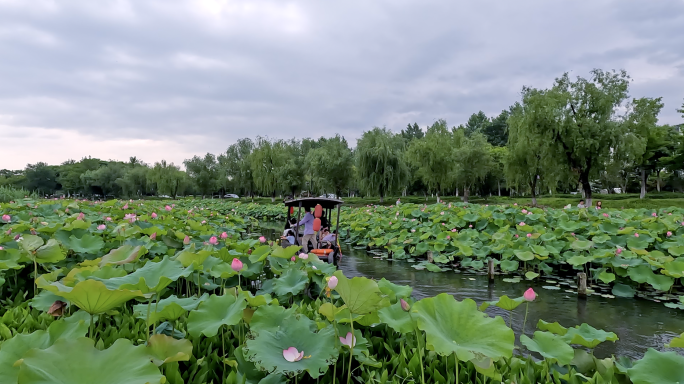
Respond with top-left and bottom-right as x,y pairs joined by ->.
405,119 -> 454,202
305,135 -> 353,197
147,160 -> 187,199
454,133 -> 492,203
356,127 -> 408,203
250,137 -> 286,202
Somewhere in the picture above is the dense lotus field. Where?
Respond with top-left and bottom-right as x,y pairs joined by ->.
0,199 -> 683,384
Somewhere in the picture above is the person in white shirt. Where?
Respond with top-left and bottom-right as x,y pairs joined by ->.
577,200 -> 586,208
396,198 -> 401,206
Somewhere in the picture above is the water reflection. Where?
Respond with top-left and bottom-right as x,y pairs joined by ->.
257,223 -> 683,359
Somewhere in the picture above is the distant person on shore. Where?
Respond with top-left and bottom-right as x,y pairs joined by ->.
577,200 -> 586,208
595,201 -> 602,209
396,198 -> 400,206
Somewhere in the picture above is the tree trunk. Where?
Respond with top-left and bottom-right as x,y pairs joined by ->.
498,181 -> 501,196
657,170 -> 661,192
379,193 -> 384,204
579,170 -> 592,207
436,191 -> 439,203
455,188 -> 459,197
531,177 -> 538,206
271,190 -> 276,203
463,187 -> 469,203
640,169 -> 647,199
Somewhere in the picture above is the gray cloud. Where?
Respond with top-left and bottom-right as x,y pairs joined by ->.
0,0 -> 682,169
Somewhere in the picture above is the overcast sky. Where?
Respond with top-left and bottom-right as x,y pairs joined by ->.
1,0 -> 683,170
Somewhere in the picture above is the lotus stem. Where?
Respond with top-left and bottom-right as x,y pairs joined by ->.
508,309 -> 513,328
33,259 -> 37,297
408,311 -> 425,384
89,314 -> 94,339
145,298 -> 152,341
522,302 -> 529,337
454,354 -> 459,383
347,317 -> 354,384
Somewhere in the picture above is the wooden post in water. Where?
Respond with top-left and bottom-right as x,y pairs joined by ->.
577,272 -> 588,298
427,251 -> 434,263
488,259 -> 495,282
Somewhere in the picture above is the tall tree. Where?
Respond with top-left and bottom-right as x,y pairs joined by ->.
401,123 -> 424,142
463,111 -> 489,136
278,140 -> 305,197
184,153 -> 218,198
221,138 -> 254,197
148,161 -> 187,199
454,133 -> 493,202
250,138 -> 284,202
306,135 -> 354,197
356,127 -> 409,203
482,110 -> 510,146
624,97 -> 666,198
24,162 -> 58,196
405,119 -> 455,202
488,146 -> 508,197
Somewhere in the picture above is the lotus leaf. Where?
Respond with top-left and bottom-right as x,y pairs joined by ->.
174,244 -> 212,267
377,278 -> 413,303
378,301 -> 414,334
525,271 -> 539,280
19,234 -> 44,252
562,323 -> 618,348
536,319 -> 568,335
481,295 -> 524,311
520,331 -> 574,365
612,283 -> 636,298
273,268 -> 309,297
99,245 -> 147,266
333,271 -> 388,315
95,256 -> 193,293
0,311 -> 89,383
133,294 -> 208,323
45,279 -> 143,315
598,271 -> 616,284
514,250 -> 535,261
666,333 -> 684,348
187,294 -> 247,337
413,293 -> 514,361
68,234 -> 105,254
668,245 -> 684,257
146,334 -> 193,366
271,245 -> 301,259
627,348 -> 684,384
251,305 -> 304,334
244,316 -> 338,379
17,337 -> 163,384
500,260 -> 519,272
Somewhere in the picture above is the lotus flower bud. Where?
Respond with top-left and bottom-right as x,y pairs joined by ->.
519,222 -> 525,226
616,248 -> 623,255
183,235 -> 190,245
122,204 -> 128,210
97,224 -> 106,230
667,231 -> 672,237
231,258 -> 243,272
30,229 -> 37,235
523,288 -> 536,302
220,232 -> 228,239
1,214 -> 10,222
634,233 -> 639,238
400,298 -> 410,312
209,236 -> 218,245
150,232 -> 157,240
151,212 -> 158,219
327,276 -> 338,289
106,217 -> 112,221
165,205 -> 172,211
259,236 -> 266,243
77,212 -> 85,220
299,253 -> 308,260
526,233 -> 531,238
291,256 -> 296,261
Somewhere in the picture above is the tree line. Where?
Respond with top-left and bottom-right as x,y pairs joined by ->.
1,69 -> 683,205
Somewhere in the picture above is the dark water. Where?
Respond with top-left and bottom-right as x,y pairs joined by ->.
257,223 -> 684,360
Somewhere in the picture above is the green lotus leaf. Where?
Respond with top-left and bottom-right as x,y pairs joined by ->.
592,234 -> 611,244
378,278 -> 413,303
271,245 -> 300,259
627,348 -> 684,384
525,271 -> 540,280
413,293 -> 514,361
240,290 -> 277,307
598,271 -> 616,284
45,279 -> 144,315
668,246 -> 684,257
273,268 -> 309,297
133,294 -> 208,323
30,290 -> 70,312
17,337 -> 163,384
99,245 -> 147,266
333,271 -> 388,315
251,305 -> 305,334
567,255 -> 593,266
661,259 -> 684,278
95,256 -> 193,294
0,248 -> 23,270
536,319 -> 568,335
481,295 -> 524,312
520,331 -> 574,365
612,283 -> 636,298
244,316 -> 338,379
570,240 -> 593,251
187,294 -> 247,338
174,244 -> 212,267
628,264 -> 654,284
19,234 -> 44,252
666,333 -> 684,348
562,323 -> 618,348
500,260 -> 519,272
627,237 -> 648,250
0,311 -> 89,383
33,239 -> 66,264
68,234 -> 105,254
146,334 -> 193,366
649,274 -> 674,291
513,250 -> 534,261
248,245 -> 272,263
377,301 -> 414,334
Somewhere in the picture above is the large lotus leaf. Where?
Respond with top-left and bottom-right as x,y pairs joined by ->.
378,278 -> 413,303
99,245 -> 147,266
19,234 -> 44,252
628,264 -> 655,284
317,303 -> 364,324
251,305 -> 302,334
567,255 -> 593,266
146,334 -> 193,366
612,283 -> 636,298
271,245 -> 300,259
95,257 -> 193,293
668,246 -> 684,257
412,293 -> 514,361
500,260 -> 519,272
571,240 -> 594,251
17,337 -> 163,384
30,290 -> 70,312
627,348 -> 684,384
598,271 -> 616,284
31,239 -> 66,264
333,271 -> 388,315
480,295 -> 524,311
273,268 -> 309,297
0,248 -> 23,270
666,333 -> 684,348
536,320 -> 568,336
174,244 -> 212,267
133,294 -> 208,323
187,294 -> 247,338
649,274 -> 675,291
244,316 -> 338,379
45,279 -> 144,315
0,311 -> 89,383
627,237 -> 649,250
661,259 -> 684,278
520,331 -> 574,365
513,250 -> 535,261
378,301 -> 414,334
68,234 -> 105,254
562,323 -> 618,348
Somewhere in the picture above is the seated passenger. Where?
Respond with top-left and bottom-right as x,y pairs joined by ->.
280,230 -> 296,247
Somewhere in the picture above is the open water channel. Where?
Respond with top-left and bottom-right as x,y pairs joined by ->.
256,222 -> 684,360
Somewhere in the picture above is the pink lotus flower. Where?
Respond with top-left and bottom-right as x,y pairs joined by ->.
291,256 -> 296,261
616,248 -> 623,255
1,214 -> 10,222
0,247 -> 3,251
400,298 -> 410,312
188,209 -> 193,214
183,236 -> 190,245
5,229 -> 11,235
452,229 -> 457,232
523,288 -> 536,301
299,253 -> 308,260
396,212 -> 399,216
515,234 -> 519,238
522,209 -> 528,214
165,205 -> 172,211
667,231 -> 672,237
571,233 -> 575,236
151,212 -> 158,219
328,276 -> 338,289
519,222 -> 525,226
634,233 -> 639,238
150,232 -> 157,240
526,233 -> 532,238
440,212 -> 444,215
97,224 -> 106,230
443,223 -> 446,226
220,232 -> 228,239
283,347 -> 304,362
668,213 -> 672,215
65,208 -> 69,213
106,217 -> 112,221
411,229 -> 416,233
201,220 -> 206,224
603,213 -> 609,218
652,213 -> 657,217
468,224 -> 472,228
232,258 -> 243,272
123,204 -> 128,210
209,236 -> 218,245
446,235 -> 450,240
77,212 -> 85,220
389,222 -> 392,225
514,203 -> 518,206
14,234 -> 21,240
259,236 -> 266,243
340,332 -> 356,348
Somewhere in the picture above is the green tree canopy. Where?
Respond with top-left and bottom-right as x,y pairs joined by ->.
406,119 -> 455,201
305,135 -> 353,197
356,127 -> 409,203
183,153 -> 219,198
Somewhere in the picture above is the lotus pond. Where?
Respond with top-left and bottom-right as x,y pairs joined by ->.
1,199 -> 683,384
